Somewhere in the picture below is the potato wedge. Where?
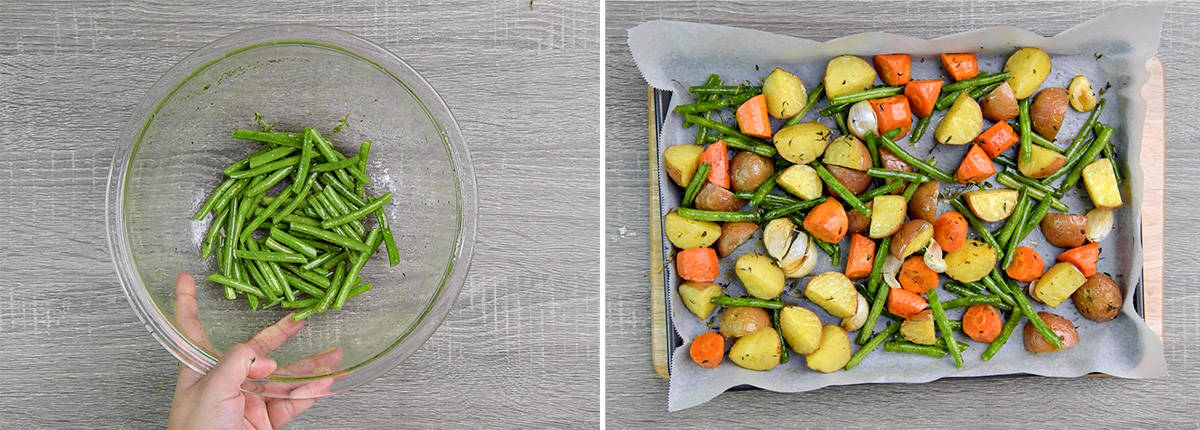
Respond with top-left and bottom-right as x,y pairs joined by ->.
869,195 -> 907,239
824,164 -> 872,195
1018,145 -> 1067,179
735,254 -> 785,300
840,293 -> 870,332
776,164 -> 823,200
730,152 -> 776,193
803,271 -> 858,318
944,239 -> 997,283
1004,47 -> 1052,100
847,201 -> 872,234
780,305 -> 822,355
1032,262 -> 1087,307
729,326 -> 781,371
805,325 -> 851,373
763,68 -> 809,119
980,81 -> 1019,122
678,282 -> 723,319
1082,158 -> 1123,209
964,189 -> 1019,222
1068,75 -> 1098,112
1024,312 -> 1078,353
824,135 -> 872,171
890,220 -> 933,259
663,144 -> 704,187
1040,213 -> 1087,249
1073,273 -> 1123,322
934,91 -> 983,145
664,210 -> 721,249
694,182 -> 745,212
774,122 -> 833,164
719,306 -> 771,338
900,310 -> 936,345
716,221 -> 758,258
908,180 -> 940,223
824,55 -> 877,98
1031,88 -> 1069,140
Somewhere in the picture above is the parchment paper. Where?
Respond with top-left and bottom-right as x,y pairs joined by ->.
629,5 -> 1167,412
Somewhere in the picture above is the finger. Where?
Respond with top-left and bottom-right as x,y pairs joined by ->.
245,313 -> 305,357
205,343 -> 277,393
242,392 -> 272,430
277,347 -> 344,377
267,378 -> 334,429
173,273 -> 212,350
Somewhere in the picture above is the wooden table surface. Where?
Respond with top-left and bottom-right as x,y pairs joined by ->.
0,1 -> 599,428
605,1 -> 1200,426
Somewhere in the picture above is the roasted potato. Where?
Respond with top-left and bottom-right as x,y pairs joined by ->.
824,55 -> 877,98
716,221 -> 758,258
1073,273 -> 1123,322
908,180 -> 940,223
664,211 -> 721,249
694,183 -> 746,212
774,122 -> 833,164
1040,213 -> 1088,248
890,220 -> 933,259
735,254 -> 786,300
663,144 -> 704,187
900,310 -> 936,345
980,81 -> 1019,122
840,293 -> 870,332
879,148 -> 913,172
1030,88 -> 1069,140
805,325 -> 851,373
804,271 -> 859,318
679,282 -> 723,319
824,164 -> 872,195
944,239 -> 997,283
1031,262 -> 1087,307
1082,158 -> 1124,209
776,164 -> 823,200
1018,145 -> 1067,179
1024,312 -> 1078,353
869,195 -> 906,239
1068,75 -> 1098,112
934,91 -> 983,145
1004,47 -> 1052,100
730,326 -> 781,371
763,67 -> 809,119
847,201 -> 872,234
730,151 -> 776,193
719,306 -> 771,337
824,135 -> 873,171
964,189 -> 1019,222
780,305 -> 823,354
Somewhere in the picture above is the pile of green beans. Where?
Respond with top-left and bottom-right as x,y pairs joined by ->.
196,123 -> 400,321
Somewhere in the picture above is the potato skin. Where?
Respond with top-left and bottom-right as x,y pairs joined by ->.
890,220 -> 933,259
664,145 -> 705,187
1040,213 -> 1088,248
824,164 -> 872,195
908,180 -> 940,223
716,221 -> 758,258
980,81 -> 1019,122
1030,88 -> 1069,139
694,183 -> 746,212
720,306 -> 772,338
879,148 -> 913,172
1073,273 -> 1123,322
846,201 -> 872,234
1024,312 -> 1078,353
730,152 -> 776,193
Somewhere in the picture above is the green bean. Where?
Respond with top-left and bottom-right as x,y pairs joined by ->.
675,207 -> 760,222
1002,196 -> 1054,269
248,146 -> 297,168
963,282 -> 988,295
291,306 -> 319,321
998,170 -> 1056,199
247,292 -> 260,310
867,237 -> 892,297
1018,98 -> 1033,162
782,82 -> 825,128
926,290 -> 963,368
280,263 -> 332,289
245,241 -> 281,299
734,191 -> 800,207
309,194 -> 360,240
282,298 -> 319,309
908,115 -> 932,143
222,198 -> 240,278
867,167 -> 928,183
1025,127 -> 1065,153
943,282 -> 979,298
347,282 -> 373,299
709,296 -> 792,309
829,85 -> 904,106
772,308 -> 790,364
290,223 -> 371,252
269,261 -> 296,301
846,322 -> 901,370
280,271 -> 325,298
994,174 -> 1069,212
322,187 -> 365,236
207,273 -> 265,298
969,81 -> 1003,100
684,114 -> 768,147
243,165 -> 294,196
806,231 -> 840,266
674,91 -> 760,115
211,180 -> 248,216
681,162 -> 711,208
688,84 -> 759,95
239,188 -> 292,242
693,75 -> 723,144
979,272 -> 1016,307
231,129 -> 304,147
901,181 -> 920,200
201,207 -> 230,260
834,109 -> 850,135
749,171 -> 782,208
1059,125 -> 1115,193
268,227 -> 320,259
1103,143 -> 1124,183
263,237 -> 298,255
356,140 -> 372,183
994,188 -> 1030,246
321,192 -> 391,229
271,175 -> 315,224
194,178 -> 239,220
762,197 -> 825,220
948,199 -> 1003,259
311,155 -> 360,173
335,229 -> 382,310
818,102 -> 852,117
1065,98 -> 1106,159
862,132 -> 882,169
223,147 -> 275,176
982,310 -> 1022,361
1002,275 -> 1062,350
942,71 -> 1012,94
375,209 -> 400,266
813,162 -> 870,216
235,249 -> 308,264
717,133 -> 777,158
857,281 -> 890,345
934,89 -> 966,111
319,173 -> 368,207
939,294 -> 1012,312
226,155 -> 300,180
884,340 -> 948,358
856,181 -> 905,203
877,135 -> 956,183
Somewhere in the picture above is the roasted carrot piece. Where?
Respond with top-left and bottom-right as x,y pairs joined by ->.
689,332 -> 725,369
962,304 -> 1003,343
975,121 -> 1020,158
873,54 -> 912,86
736,94 -> 773,139
955,144 -> 996,183
677,247 -> 720,282
699,140 -> 730,189
1057,242 -> 1099,277
1005,246 -> 1046,282
845,233 -> 876,280
940,53 -> 979,81
904,80 -> 943,118
869,95 -> 913,138
933,211 -> 968,253
887,287 -> 928,319
803,199 -> 849,244
899,256 -> 938,294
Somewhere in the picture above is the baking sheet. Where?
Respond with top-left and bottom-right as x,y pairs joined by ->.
628,5 -> 1168,412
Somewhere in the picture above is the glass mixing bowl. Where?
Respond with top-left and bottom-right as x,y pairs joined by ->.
106,25 -> 476,398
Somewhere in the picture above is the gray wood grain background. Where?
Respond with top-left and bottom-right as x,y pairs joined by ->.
0,1 -> 599,428
606,1 -> 1200,426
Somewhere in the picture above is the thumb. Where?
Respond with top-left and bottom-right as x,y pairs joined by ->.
205,343 -> 277,391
